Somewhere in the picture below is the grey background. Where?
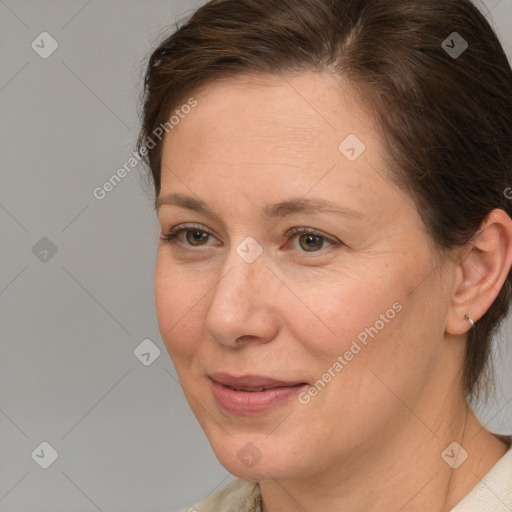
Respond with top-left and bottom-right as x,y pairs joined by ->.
0,1 -> 511,511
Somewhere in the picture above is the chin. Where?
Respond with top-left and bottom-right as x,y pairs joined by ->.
220,459 -> 269,482
205,429 -> 315,482
215,450 -> 288,482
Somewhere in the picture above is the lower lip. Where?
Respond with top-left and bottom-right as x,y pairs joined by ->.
211,380 -> 307,416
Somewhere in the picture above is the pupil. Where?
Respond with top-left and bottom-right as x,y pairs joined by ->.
188,230 -> 208,245
302,234 -> 322,251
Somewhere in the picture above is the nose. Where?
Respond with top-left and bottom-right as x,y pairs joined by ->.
203,244 -> 279,348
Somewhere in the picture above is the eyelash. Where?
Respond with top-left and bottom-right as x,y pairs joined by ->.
159,223 -> 341,254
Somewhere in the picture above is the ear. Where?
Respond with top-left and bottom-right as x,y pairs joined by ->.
446,209 -> 512,335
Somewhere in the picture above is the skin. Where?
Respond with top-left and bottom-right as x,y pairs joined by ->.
154,71 -> 512,512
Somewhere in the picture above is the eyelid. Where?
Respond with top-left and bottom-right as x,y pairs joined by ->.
160,223 -> 341,252
286,226 -> 340,246
160,223 -> 219,246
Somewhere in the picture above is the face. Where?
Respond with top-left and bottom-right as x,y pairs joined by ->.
155,71 -> 455,482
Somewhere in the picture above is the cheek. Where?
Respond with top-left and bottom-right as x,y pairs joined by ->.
306,269 -> 445,429
154,256 -> 206,362
285,264 -> 407,363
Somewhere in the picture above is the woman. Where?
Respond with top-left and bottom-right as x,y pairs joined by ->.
137,0 -> 512,510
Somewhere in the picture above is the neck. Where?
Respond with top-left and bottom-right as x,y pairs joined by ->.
259,395 -> 508,512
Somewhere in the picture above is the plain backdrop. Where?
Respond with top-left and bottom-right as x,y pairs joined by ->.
1,1 -> 511,511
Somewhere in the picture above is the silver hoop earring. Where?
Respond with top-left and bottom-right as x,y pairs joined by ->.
464,314 -> 474,327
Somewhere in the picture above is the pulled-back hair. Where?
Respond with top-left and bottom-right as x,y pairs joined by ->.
137,0 -> 512,402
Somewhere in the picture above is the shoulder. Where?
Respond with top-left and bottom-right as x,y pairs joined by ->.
451,437 -> 512,511
182,478 -> 261,512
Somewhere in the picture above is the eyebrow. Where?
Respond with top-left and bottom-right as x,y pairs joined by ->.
156,193 -> 364,221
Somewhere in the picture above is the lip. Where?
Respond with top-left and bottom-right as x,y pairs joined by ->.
210,373 -> 308,416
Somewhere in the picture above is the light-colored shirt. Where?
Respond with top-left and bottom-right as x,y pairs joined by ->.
183,435 -> 512,511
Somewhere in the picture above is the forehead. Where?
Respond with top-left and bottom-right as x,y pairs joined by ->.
167,71 -> 374,146
158,71 -> 402,229
161,72 -> 377,176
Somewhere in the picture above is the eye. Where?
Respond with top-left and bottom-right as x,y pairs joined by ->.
160,224 -> 341,254
285,227 -> 340,253
160,223 -> 217,250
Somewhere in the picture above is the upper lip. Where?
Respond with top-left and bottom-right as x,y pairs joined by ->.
210,372 -> 307,390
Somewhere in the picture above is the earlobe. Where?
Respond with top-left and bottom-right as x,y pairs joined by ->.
464,314 -> 474,327
445,209 -> 512,335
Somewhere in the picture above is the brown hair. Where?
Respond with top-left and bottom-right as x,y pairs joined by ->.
137,0 -> 512,402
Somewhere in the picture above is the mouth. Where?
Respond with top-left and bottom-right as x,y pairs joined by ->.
209,373 -> 309,415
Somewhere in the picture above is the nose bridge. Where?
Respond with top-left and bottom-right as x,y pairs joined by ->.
204,237 -> 276,344
211,239 -> 265,314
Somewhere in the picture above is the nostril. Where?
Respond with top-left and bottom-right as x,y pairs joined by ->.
235,335 -> 257,343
